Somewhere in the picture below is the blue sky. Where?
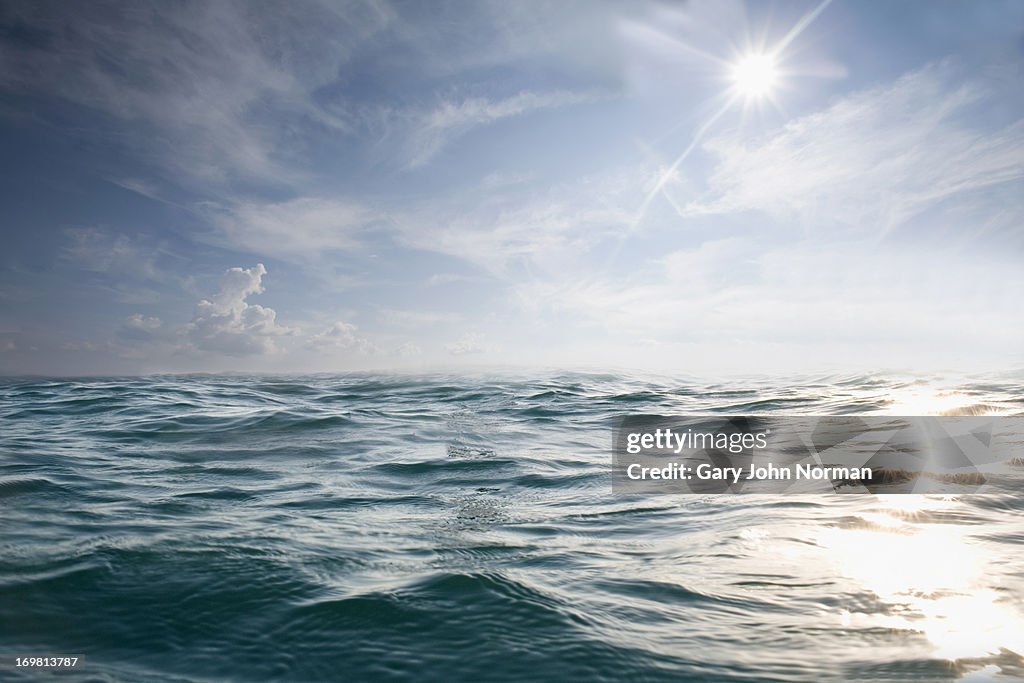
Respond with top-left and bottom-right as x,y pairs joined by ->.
1,0 -> 1022,375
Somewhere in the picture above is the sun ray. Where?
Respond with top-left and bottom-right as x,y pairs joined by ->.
771,0 -> 835,58
627,93 -> 738,236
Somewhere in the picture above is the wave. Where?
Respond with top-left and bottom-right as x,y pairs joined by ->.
1,373 -> 1022,681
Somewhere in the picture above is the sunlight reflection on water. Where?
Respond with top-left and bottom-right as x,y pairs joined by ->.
819,496 -> 1024,664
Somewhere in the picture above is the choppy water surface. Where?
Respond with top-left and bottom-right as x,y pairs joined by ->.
2,373 -> 1023,682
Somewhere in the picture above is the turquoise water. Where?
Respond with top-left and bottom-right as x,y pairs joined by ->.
2,374 -> 1023,682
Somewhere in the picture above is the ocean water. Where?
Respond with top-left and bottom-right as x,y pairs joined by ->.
2,373 -> 1023,682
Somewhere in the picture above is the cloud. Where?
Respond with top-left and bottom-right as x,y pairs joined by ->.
446,332 -> 486,355
395,342 -> 422,358
425,273 -> 485,287
60,228 -> 186,304
207,197 -> 380,259
684,63 -> 1024,237
378,309 -> 462,326
118,314 -> 162,341
63,228 -> 165,282
0,1 -> 393,186
209,169 -> 632,272
184,264 -> 291,355
60,340 -> 111,353
405,90 -> 598,167
395,170 -> 636,277
309,321 -> 376,354
0,2 -> 609,183
211,172 -> 633,274
513,237 -> 1024,368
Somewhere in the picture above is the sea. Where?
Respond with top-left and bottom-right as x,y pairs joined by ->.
2,372 -> 1023,682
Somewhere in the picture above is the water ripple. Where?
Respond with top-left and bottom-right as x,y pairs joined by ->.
1,372 -> 1022,681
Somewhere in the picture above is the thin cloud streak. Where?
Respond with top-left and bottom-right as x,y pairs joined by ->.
405,90 -> 601,168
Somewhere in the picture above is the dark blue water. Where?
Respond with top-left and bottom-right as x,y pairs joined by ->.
2,373 -> 1023,682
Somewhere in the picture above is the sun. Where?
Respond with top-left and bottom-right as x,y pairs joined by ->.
731,53 -> 778,98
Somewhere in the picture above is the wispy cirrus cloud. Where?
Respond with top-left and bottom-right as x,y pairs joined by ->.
205,197 -> 381,260
394,170 -> 636,277
683,63 -> 1024,237
4,1 -> 1023,375
403,90 -> 600,167
63,228 -> 165,281
60,228 -> 188,304
378,309 -> 462,327
513,238 -> 1024,369
0,0 -> 393,187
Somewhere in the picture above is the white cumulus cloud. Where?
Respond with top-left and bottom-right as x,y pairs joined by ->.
184,264 -> 291,355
